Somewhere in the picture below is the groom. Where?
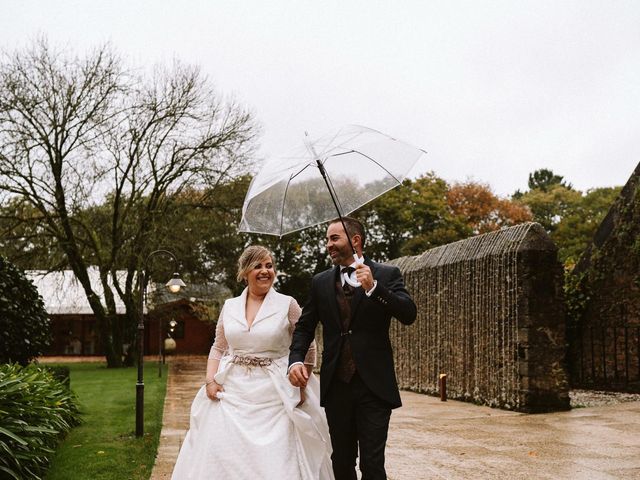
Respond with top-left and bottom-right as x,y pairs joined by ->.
289,216 -> 417,480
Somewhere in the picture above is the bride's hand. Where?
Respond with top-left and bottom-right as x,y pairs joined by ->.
205,380 -> 224,401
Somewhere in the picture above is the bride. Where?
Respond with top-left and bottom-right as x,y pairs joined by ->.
171,245 -> 334,479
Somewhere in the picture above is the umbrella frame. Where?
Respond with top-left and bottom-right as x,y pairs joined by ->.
314,158 -> 358,256
315,159 -> 365,288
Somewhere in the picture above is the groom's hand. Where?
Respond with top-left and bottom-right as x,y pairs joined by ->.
288,364 -> 308,388
355,263 -> 374,291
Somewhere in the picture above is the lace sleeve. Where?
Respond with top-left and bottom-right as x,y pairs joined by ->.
208,305 -> 228,360
288,297 -> 316,366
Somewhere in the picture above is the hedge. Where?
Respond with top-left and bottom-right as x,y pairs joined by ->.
0,256 -> 51,365
0,364 -> 81,480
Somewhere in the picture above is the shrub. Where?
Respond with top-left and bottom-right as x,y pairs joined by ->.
0,364 -> 81,480
0,256 -> 51,365
42,365 -> 71,388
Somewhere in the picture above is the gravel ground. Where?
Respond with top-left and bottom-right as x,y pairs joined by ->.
570,388 -> 640,408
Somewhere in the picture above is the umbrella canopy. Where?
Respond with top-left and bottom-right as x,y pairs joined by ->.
239,124 -> 426,237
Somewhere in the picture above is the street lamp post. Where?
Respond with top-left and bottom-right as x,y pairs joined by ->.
159,319 -> 178,376
136,250 -> 186,438
158,313 -> 163,378
158,316 -> 179,377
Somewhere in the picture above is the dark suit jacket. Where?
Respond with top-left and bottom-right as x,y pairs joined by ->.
289,257 -> 417,408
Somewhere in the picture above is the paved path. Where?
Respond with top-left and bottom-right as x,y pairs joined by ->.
150,356 -> 204,480
151,356 -> 640,480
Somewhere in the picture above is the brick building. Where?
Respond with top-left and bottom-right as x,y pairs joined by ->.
27,268 -> 229,356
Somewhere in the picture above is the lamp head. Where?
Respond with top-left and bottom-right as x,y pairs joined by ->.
166,273 -> 186,293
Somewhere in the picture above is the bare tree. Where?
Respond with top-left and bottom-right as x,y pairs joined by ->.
0,38 -> 258,366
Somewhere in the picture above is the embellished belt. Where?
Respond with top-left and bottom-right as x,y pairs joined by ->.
230,354 -> 273,368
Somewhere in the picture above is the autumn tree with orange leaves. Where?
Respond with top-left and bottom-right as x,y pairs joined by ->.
447,181 -> 533,235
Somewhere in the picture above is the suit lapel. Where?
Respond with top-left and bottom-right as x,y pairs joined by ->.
249,287 -> 282,329
245,288 -> 276,328
350,257 -> 375,322
325,266 -> 342,330
225,289 -> 247,327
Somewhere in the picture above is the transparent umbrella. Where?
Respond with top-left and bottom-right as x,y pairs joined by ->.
238,124 -> 427,285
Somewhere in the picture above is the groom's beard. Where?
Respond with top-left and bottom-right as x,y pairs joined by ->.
328,246 -> 352,266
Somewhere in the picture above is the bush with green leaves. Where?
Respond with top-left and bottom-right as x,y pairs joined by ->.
0,256 -> 51,365
42,365 -> 71,388
0,364 -> 81,480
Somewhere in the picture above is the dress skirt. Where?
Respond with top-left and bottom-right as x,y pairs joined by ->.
171,355 -> 333,480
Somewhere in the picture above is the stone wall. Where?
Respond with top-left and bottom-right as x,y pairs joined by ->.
388,222 -> 570,412
569,161 -> 640,391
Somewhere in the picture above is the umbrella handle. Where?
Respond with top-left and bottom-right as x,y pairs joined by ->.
343,254 -> 364,288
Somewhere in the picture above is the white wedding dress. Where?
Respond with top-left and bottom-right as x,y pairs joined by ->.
171,288 -> 334,480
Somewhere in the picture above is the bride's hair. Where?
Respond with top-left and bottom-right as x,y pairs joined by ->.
237,245 -> 275,283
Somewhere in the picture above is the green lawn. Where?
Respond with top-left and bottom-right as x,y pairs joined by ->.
46,362 -> 168,480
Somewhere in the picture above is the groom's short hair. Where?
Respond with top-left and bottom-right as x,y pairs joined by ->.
330,216 -> 366,248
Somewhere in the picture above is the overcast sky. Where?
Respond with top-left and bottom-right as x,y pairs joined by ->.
2,1 -> 640,196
